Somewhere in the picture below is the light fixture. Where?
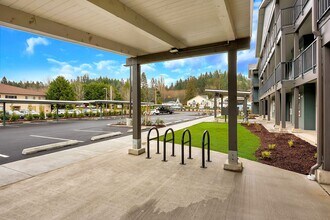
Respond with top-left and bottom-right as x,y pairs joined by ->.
169,48 -> 179,53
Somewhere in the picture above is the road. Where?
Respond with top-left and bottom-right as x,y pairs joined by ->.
0,111 -> 207,164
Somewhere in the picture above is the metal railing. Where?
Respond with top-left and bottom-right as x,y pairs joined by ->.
162,128 -> 175,162
293,40 -> 317,79
181,129 -> 192,165
252,77 -> 259,87
293,0 -> 309,22
318,0 -> 330,20
146,127 -> 160,159
260,72 -> 275,95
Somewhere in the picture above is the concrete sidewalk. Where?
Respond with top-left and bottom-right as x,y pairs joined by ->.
0,116 -> 330,219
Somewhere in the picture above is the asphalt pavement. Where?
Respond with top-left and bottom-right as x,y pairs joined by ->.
0,111 -> 206,164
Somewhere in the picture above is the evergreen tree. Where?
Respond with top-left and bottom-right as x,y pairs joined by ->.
46,76 -> 75,100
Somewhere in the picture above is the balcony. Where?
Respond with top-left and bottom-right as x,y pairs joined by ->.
293,40 -> 316,79
259,72 -> 275,96
275,62 -> 293,83
318,0 -> 330,21
252,77 -> 259,87
293,0 -> 309,22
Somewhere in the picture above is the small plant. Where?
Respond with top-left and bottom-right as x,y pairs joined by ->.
26,114 -> 34,121
46,113 -> 53,118
261,151 -> 271,159
268,144 -> 276,150
10,114 -> 19,122
255,123 -> 262,132
64,109 -> 69,118
288,139 -> 294,147
155,118 -> 164,126
314,153 -> 317,159
73,110 -> 77,118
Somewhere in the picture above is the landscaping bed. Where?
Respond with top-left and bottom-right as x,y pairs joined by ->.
243,123 -> 316,175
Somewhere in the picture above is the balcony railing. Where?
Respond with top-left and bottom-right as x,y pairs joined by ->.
275,62 -> 293,83
260,72 -> 275,96
293,40 -> 316,79
318,0 -> 330,20
252,77 -> 259,87
293,0 -> 309,22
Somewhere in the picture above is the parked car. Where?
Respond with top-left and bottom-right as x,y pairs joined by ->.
13,110 -> 25,119
150,108 -> 160,115
158,106 -> 174,114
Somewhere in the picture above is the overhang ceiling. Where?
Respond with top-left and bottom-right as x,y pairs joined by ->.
0,0 -> 252,57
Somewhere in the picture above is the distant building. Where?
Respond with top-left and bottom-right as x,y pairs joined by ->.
187,95 -> 214,109
0,84 -> 51,113
162,98 -> 183,110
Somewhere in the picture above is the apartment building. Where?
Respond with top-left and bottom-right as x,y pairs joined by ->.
248,64 -> 259,114
0,83 -> 51,113
254,0 -> 330,179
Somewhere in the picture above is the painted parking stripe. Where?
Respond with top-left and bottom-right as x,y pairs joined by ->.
30,135 -> 84,143
74,129 -> 107,133
0,153 -> 9,158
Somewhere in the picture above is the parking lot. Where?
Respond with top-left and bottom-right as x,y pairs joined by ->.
0,111 -> 207,164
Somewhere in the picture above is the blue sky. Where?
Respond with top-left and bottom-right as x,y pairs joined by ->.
0,0 -> 261,86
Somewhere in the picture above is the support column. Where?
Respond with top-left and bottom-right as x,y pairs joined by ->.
243,96 -> 248,122
224,50 -> 243,172
220,94 -> 224,115
322,43 -> 329,170
293,87 -> 299,130
263,99 -> 266,119
259,99 -> 263,117
128,60 -> 145,155
214,93 -> 218,118
2,103 -> 6,126
267,95 -> 271,121
294,32 -> 300,58
129,66 -> 132,118
281,88 -> 286,129
275,90 -> 281,126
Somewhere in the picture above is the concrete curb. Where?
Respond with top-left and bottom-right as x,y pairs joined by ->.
91,132 -> 123,141
22,140 -> 79,155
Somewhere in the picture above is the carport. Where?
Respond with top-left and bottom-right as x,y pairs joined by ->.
0,0 -> 252,171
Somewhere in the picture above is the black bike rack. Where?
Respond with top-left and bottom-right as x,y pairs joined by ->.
201,130 -> 211,168
162,128 -> 175,162
146,127 -> 160,159
181,129 -> 192,165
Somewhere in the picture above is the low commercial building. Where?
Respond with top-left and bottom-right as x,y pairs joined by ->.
248,64 -> 259,114
0,84 -> 51,113
187,95 -> 216,109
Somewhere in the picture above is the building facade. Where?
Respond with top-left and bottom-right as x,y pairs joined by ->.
248,64 -> 260,114
0,84 -> 51,113
254,0 -> 330,176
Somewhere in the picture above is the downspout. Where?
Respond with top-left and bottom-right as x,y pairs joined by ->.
309,0 -> 323,177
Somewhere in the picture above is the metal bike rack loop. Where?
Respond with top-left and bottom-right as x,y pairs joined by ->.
181,129 -> 192,165
146,127 -> 160,159
201,130 -> 211,168
162,128 -> 175,162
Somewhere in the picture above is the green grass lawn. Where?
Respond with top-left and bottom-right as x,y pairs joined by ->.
160,122 -> 260,161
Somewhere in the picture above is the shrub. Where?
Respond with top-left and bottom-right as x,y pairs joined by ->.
268,144 -> 276,150
73,110 -> 77,118
26,114 -> 34,121
10,114 -> 19,122
64,110 -> 69,118
39,111 -> 45,120
46,113 -> 53,118
288,139 -> 294,147
314,153 -> 317,159
261,151 -> 271,159
155,118 -> 164,126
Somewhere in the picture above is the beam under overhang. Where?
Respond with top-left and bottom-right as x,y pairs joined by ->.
0,4 -> 145,56
126,37 -> 250,65
213,0 -> 236,41
87,0 -> 185,49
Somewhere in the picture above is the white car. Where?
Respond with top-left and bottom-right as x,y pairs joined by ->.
150,108 -> 160,115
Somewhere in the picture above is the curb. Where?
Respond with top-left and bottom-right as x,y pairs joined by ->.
91,132 -> 123,141
22,140 -> 79,155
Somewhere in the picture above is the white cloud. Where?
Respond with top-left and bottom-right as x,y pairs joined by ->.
96,53 -> 104,57
163,59 -> 186,69
26,37 -> 49,55
141,63 -> 156,73
94,60 -> 116,70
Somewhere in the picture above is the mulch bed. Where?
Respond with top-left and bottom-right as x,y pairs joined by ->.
242,123 -> 317,175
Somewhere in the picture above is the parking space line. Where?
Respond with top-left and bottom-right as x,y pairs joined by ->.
0,153 -> 9,158
30,135 -> 84,143
74,129 -> 107,133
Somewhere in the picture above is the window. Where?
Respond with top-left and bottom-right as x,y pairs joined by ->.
5,95 -> 17,99
33,96 -> 36,100
25,96 -> 28,99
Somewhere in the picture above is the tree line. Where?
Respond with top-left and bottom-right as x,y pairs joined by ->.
1,70 -> 250,104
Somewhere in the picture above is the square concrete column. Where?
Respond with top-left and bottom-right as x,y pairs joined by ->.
267,95 -> 271,121
281,88 -> 286,129
243,96 -> 248,122
220,94 -> 223,115
263,99 -> 266,119
293,87 -> 299,129
275,90 -> 280,126
224,50 -> 243,172
2,103 -> 6,126
294,32 -> 300,58
214,93 -> 218,118
128,60 -> 145,155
